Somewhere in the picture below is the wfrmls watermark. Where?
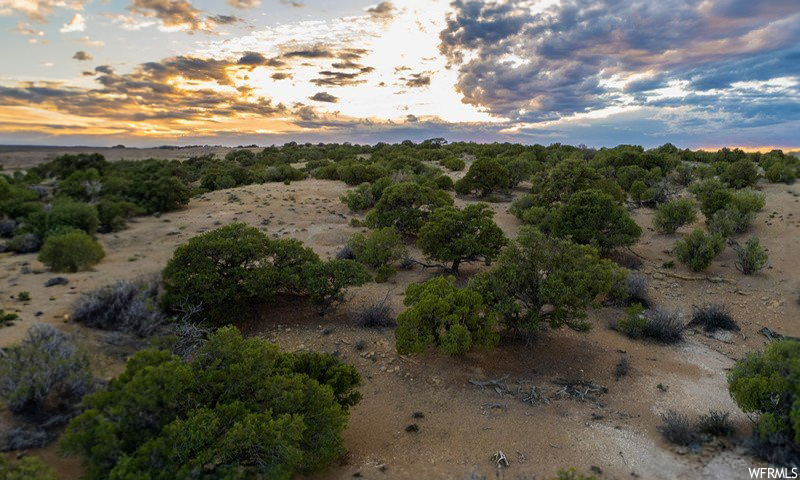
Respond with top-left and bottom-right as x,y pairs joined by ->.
749,468 -> 799,479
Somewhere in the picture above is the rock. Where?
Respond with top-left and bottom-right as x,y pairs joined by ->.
652,272 -> 665,280
44,277 -> 69,287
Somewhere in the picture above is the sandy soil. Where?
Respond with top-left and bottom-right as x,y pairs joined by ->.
2,148 -> 799,480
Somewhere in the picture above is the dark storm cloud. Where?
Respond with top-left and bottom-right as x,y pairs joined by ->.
403,72 -> 431,88
73,51 -> 93,61
283,48 -> 334,59
439,0 -> 800,124
309,92 -> 338,103
237,52 -> 267,65
311,70 -> 369,87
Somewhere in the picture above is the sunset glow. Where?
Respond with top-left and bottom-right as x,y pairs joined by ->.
1,0 -> 799,148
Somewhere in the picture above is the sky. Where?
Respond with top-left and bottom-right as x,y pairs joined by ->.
0,0 -> 799,149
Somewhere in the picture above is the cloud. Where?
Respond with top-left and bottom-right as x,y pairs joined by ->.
311,70 -> 370,87
439,0 -> 800,125
227,0 -> 260,8
79,36 -> 104,47
11,21 -> 44,36
72,50 -> 93,61
0,53 -> 287,124
0,0 -> 88,22
366,1 -> 395,21
127,0 -> 232,32
237,51 -> 267,66
403,72 -> 431,87
309,92 -> 338,103
60,13 -> 86,33
283,47 -> 334,59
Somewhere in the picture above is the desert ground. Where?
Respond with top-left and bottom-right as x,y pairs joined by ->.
2,146 -> 799,480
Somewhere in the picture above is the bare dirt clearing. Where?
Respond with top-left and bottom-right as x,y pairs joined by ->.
2,148 -> 799,479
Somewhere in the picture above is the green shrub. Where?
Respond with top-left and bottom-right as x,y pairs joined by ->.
47,198 -> 100,235
529,158 -> 625,206
733,236 -> 768,275
336,162 -> 387,186
469,227 -> 624,338
161,224 -> 319,325
440,156 -> 465,171
0,176 -> 41,220
97,197 -> 139,232
38,230 -> 105,272
347,227 -> 407,268
728,339 -> 800,459
721,158 -> 759,189
0,456 -> 58,480
395,276 -> 497,355
341,184 -> 375,212
257,164 -> 306,183
17,291 -> 31,302
302,259 -> 371,314
543,189 -> 641,252
455,157 -> 509,197
765,162 -> 797,183
730,188 -> 766,214
673,230 -> 724,272
653,198 -> 696,234
366,182 -> 452,236
690,178 -> 732,218
375,264 -> 395,283
504,156 -> 537,188
1,309 -> 19,328
60,326 -> 361,480
614,303 -> 647,338
0,323 -> 91,415
417,204 -> 506,273
432,174 -> 454,191
708,207 -> 754,237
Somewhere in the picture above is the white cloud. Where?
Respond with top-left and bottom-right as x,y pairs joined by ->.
0,0 -> 87,22
79,35 -> 105,47
60,13 -> 86,33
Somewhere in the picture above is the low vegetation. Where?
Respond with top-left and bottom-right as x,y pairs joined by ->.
417,203 -> 506,273
60,327 -> 361,480
71,277 -> 164,336
729,339 -> 800,466
2,140 -> 793,476
395,276 -> 497,355
673,229 -> 725,272
614,305 -> 684,343
653,198 -> 696,234
733,236 -> 768,274
689,303 -> 739,332
38,230 -> 105,272
161,223 -> 368,324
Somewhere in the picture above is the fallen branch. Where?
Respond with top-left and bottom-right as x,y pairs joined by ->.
493,451 -> 509,468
